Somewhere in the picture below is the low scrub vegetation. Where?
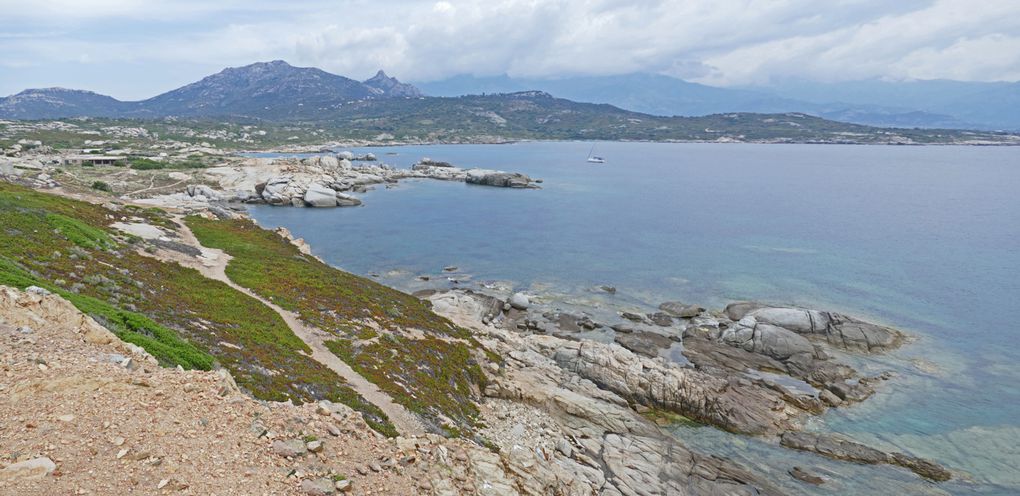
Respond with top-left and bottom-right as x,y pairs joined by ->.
0,183 -> 394,435
90,180 -> 113,192
325,336 -> 486,430
187,216 -> 492,433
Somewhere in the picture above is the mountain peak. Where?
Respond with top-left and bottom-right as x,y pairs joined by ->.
245,60 -> 292,68
364,70 -> 422,98
15,87 -> 105,97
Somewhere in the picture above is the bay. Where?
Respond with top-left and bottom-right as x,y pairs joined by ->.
248,141 -> 1020,494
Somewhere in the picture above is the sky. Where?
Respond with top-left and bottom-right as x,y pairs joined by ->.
1,0 -> 1019,100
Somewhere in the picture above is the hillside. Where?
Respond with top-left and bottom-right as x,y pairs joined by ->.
313,91 -> 1018,144
0,88 -> 130,119
0,182 -> 786,495
0,61 -> 421,121
416,73 -> 1014,130
0,285 -> 431,494
0,61 -> 1017,145
134,61 -> 383,118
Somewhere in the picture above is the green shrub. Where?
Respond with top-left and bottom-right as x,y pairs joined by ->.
127,157 -> 166,170
90,181 -> 112,192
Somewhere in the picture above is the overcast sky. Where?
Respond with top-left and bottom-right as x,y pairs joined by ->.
1,0 -> 1018,99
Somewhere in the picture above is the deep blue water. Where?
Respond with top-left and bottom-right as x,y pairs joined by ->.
248,142 -> 1020,494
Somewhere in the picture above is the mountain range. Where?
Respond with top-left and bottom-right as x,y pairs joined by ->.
0,61 -> 420,120
416,73 -> 1019,130
0,61 -> 1016,143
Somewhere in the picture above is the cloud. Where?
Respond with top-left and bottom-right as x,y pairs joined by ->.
698,0 -> 1020,84
1,0 -> 1018,98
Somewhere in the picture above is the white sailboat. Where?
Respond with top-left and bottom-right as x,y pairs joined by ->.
586,144 -> 605,163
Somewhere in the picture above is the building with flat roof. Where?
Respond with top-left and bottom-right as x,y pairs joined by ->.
63,155 -> 119,166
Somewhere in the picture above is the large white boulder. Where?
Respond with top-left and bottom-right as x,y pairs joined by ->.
509,292 -> 530,310
303,182 -> 338,207
261,176 -> 293,204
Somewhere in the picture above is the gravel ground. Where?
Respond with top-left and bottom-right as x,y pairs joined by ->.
0,286 -> 436,495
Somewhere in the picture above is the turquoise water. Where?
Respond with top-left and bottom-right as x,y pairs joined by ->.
247,142 -> 1020,494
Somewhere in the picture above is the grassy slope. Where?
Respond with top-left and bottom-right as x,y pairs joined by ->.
187,217 -> 493,434
0,183 -> 394,435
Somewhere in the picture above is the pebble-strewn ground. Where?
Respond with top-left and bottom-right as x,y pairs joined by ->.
0,286 -> 455,495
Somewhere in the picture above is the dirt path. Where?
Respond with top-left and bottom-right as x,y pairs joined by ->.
166,219 -> 427,436
125,176 -> 189,197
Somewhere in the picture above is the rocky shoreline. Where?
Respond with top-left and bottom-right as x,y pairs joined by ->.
0,150 -> 957,494
131,154 -> 542,211
423,287 -> 950,483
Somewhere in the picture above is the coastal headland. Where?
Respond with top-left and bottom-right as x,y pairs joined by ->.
0,143 -> 957,495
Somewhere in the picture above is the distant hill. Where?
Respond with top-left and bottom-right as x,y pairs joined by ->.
416,73 -> 1015,130
757,79 -> 1020,130
416,73 -> 789,115
0,88 -> 129,119
0,62 -> 1016,144
309,91 -> 1018,144
0,61 -> 422,120
133,60 -> 380,118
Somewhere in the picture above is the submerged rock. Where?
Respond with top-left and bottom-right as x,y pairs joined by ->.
660,301 -> 705,318
647,311 -> 675,326
788,466 -> 825,485
620,311 -> 645,322
614,330 -> 674,357
724,301 -> 767,321
780,432 -> 951,482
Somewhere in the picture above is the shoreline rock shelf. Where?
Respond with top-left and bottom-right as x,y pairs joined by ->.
0,176 -> 954,493
0,162 -> 954,494
424,288 -> 951,486
253,154 -> 539,208
133,154 -> 542,209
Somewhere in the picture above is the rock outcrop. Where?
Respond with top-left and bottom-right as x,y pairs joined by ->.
424,288 -> 950,488
481,339 -> 782,495
465,169 -> 538,188
172,155 -> 544,208
725,303 -> 903,352
0,283 -> 785,496
722,317 -> 816,360
534,337 -> 793,435
412,159 -> 541,188
303,182 -> 340,207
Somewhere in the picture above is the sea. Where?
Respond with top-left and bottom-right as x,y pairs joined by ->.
246,141 -> 1020,495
